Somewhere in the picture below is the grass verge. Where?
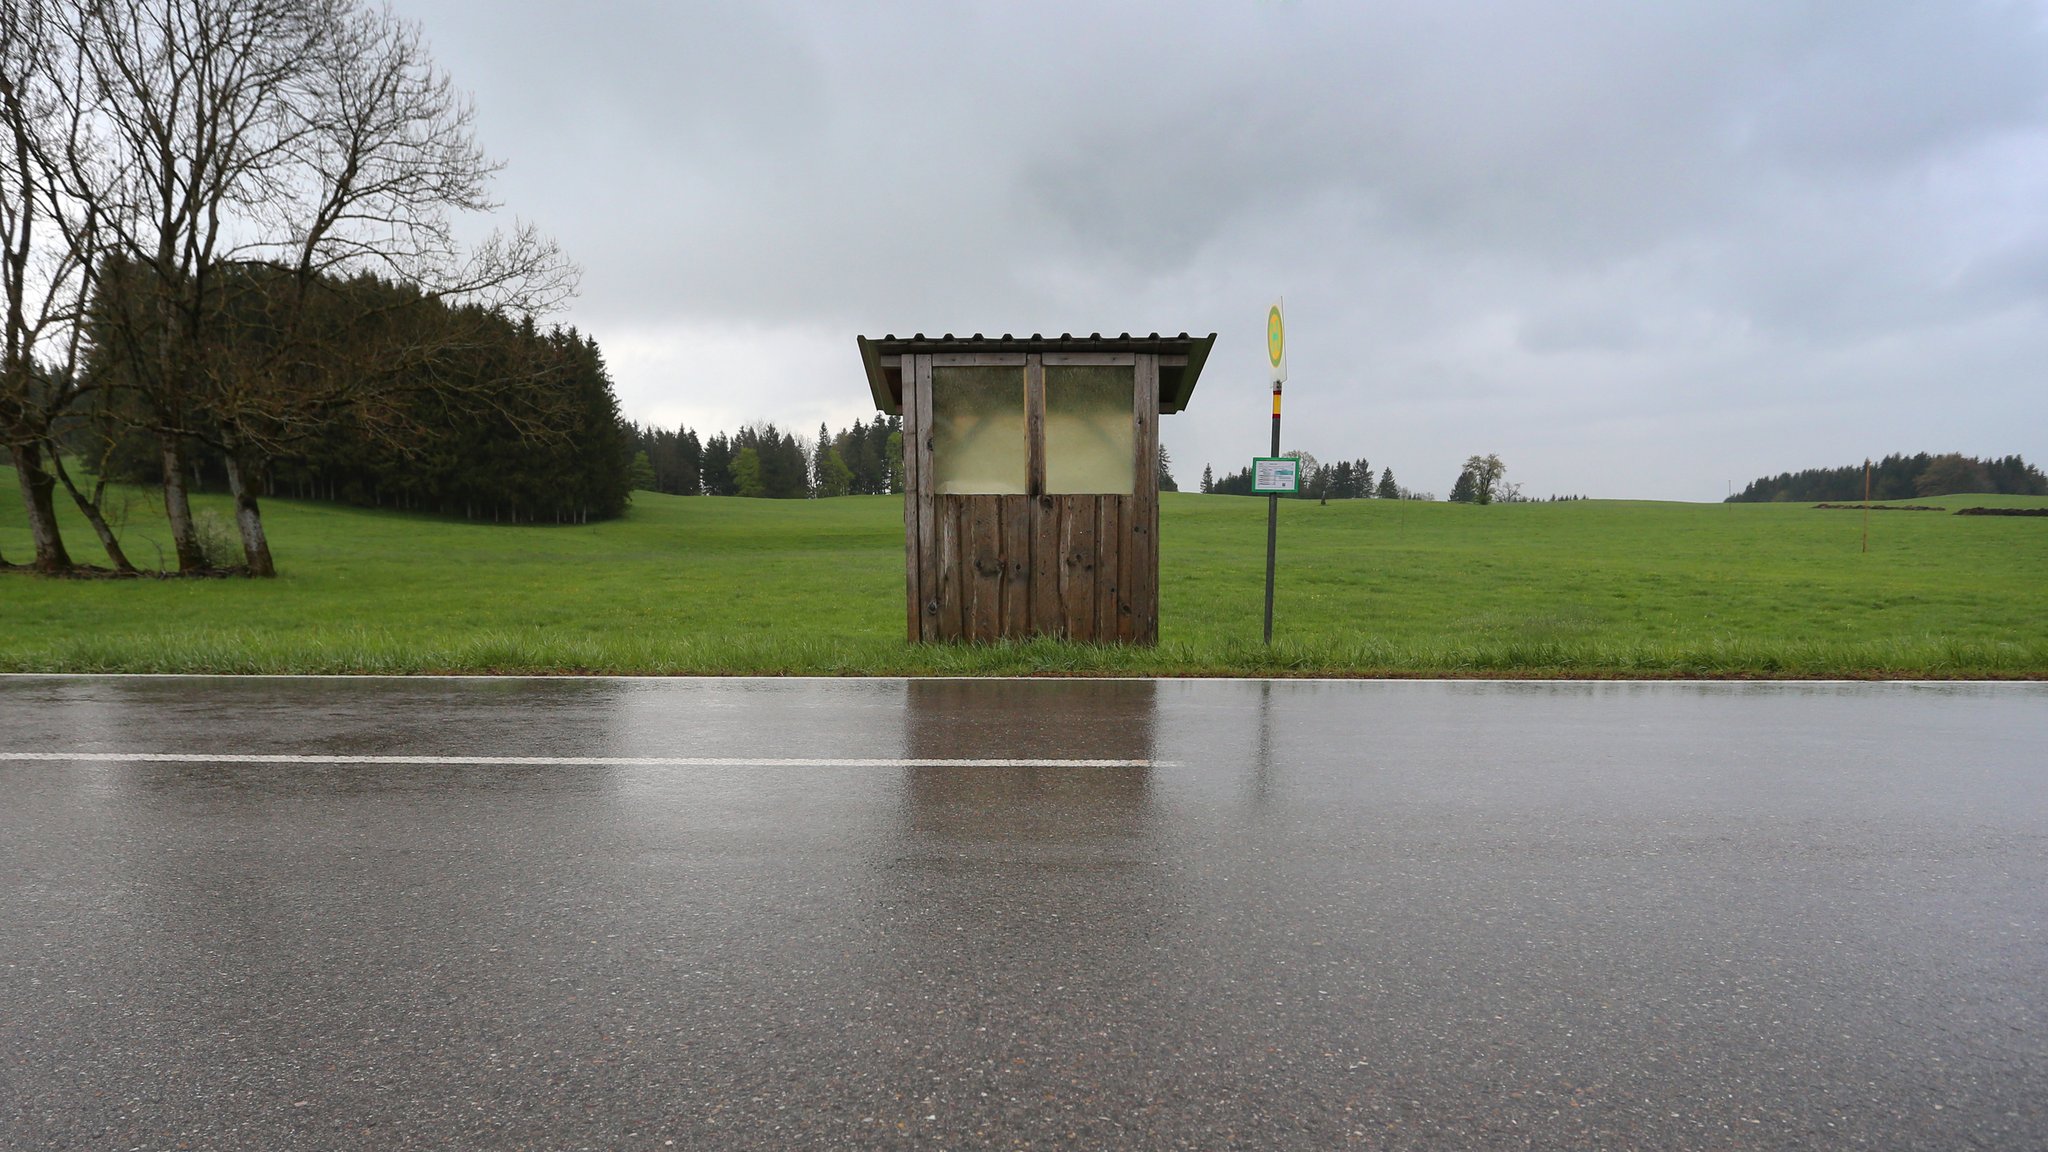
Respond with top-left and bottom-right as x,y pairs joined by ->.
4,476 -> 2044,678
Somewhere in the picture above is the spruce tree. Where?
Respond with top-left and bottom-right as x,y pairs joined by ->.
702,434 -> 735,496
885,418 -> 905,493
678,428 -> 703,494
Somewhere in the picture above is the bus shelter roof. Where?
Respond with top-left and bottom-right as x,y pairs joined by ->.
857,331 -> 1216,416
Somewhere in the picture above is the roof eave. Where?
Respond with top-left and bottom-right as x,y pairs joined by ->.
1162,332 -> 1216,414
857,335 -> 901,415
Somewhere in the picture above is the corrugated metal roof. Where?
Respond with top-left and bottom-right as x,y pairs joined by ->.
856,331 -> 1217,415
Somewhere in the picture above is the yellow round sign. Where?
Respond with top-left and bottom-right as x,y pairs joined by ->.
1267,305 -> 1285,367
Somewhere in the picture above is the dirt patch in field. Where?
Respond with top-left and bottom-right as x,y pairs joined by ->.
1811,502 -> 1945,511
1953,506 -> 2048,517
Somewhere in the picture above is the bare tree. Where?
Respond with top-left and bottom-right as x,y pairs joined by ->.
197,2 -> 572,575
53,0 -> 572,576
0,0 -> 119,572
2,1 -> 67,571
42,0 -> 330,571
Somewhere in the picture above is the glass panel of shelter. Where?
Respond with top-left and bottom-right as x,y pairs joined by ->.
1044,364 -> 1134,494
929,355 -> 1136,496
930,364 -> 1028,495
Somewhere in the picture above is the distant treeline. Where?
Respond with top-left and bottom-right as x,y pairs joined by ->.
1729,454 -> 2046,503
626,417 -> 904,498
625,423 -> 1194,499
92,270 -> 634,527
1204,456 -> 1411,500
1,0 -> 586,577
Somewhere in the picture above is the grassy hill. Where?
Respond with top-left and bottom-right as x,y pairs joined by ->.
3,475 -> 2044,677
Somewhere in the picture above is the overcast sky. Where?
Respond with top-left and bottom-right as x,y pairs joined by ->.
404,0 -> 2048,501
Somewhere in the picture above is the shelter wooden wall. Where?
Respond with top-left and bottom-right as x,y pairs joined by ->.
902,352 -> 1159,644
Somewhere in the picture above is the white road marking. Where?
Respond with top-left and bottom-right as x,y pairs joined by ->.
0,752 -> 1164,768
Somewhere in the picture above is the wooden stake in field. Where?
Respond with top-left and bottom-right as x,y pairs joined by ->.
1862,457 -> 1871,554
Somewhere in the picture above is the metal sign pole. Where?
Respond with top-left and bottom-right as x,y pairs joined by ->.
1263,380 -> 1281,645
1262,299 -> 1287,646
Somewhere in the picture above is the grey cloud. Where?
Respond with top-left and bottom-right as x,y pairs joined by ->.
401,0 -> 2048,499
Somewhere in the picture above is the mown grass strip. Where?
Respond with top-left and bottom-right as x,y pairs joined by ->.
4,476 -> 2044,678
6,627 -> 2043,680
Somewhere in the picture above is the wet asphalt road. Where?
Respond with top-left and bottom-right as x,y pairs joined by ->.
2,676 -> 2044,1151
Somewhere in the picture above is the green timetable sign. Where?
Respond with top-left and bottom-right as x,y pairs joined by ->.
1252,456 -> 1300,494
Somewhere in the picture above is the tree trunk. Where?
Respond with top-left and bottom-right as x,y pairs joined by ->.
159,434 -> 206,572
222,450 -> 276,577
9,442 -> 73,573
47,447 -> 137,574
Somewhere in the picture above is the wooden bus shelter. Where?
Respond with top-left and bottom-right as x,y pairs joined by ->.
858,331 -> 1214,644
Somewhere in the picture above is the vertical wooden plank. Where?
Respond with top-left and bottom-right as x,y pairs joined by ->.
967,494 -> 1002,642
1132,355 -> 1161,645
1030,495 -> 1062,638
1057,494 -> 1079,641
958,495 -> 980,642
1001,495 -> 1031,639
1112,495 -> 1135,643
1095,495 -> 1121,641
1024,353 -> 1052,637
956,495 -> 978,642
901,356 -> 924,642
937,496 -> 963,641
914,355 -> 939,641
1024,354 -> 1046,498
1062,494 -> 1097,641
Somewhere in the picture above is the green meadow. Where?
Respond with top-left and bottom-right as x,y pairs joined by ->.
3,473 -> 2044,677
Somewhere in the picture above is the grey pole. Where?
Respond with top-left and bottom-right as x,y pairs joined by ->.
1263,381 -> 1281,645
